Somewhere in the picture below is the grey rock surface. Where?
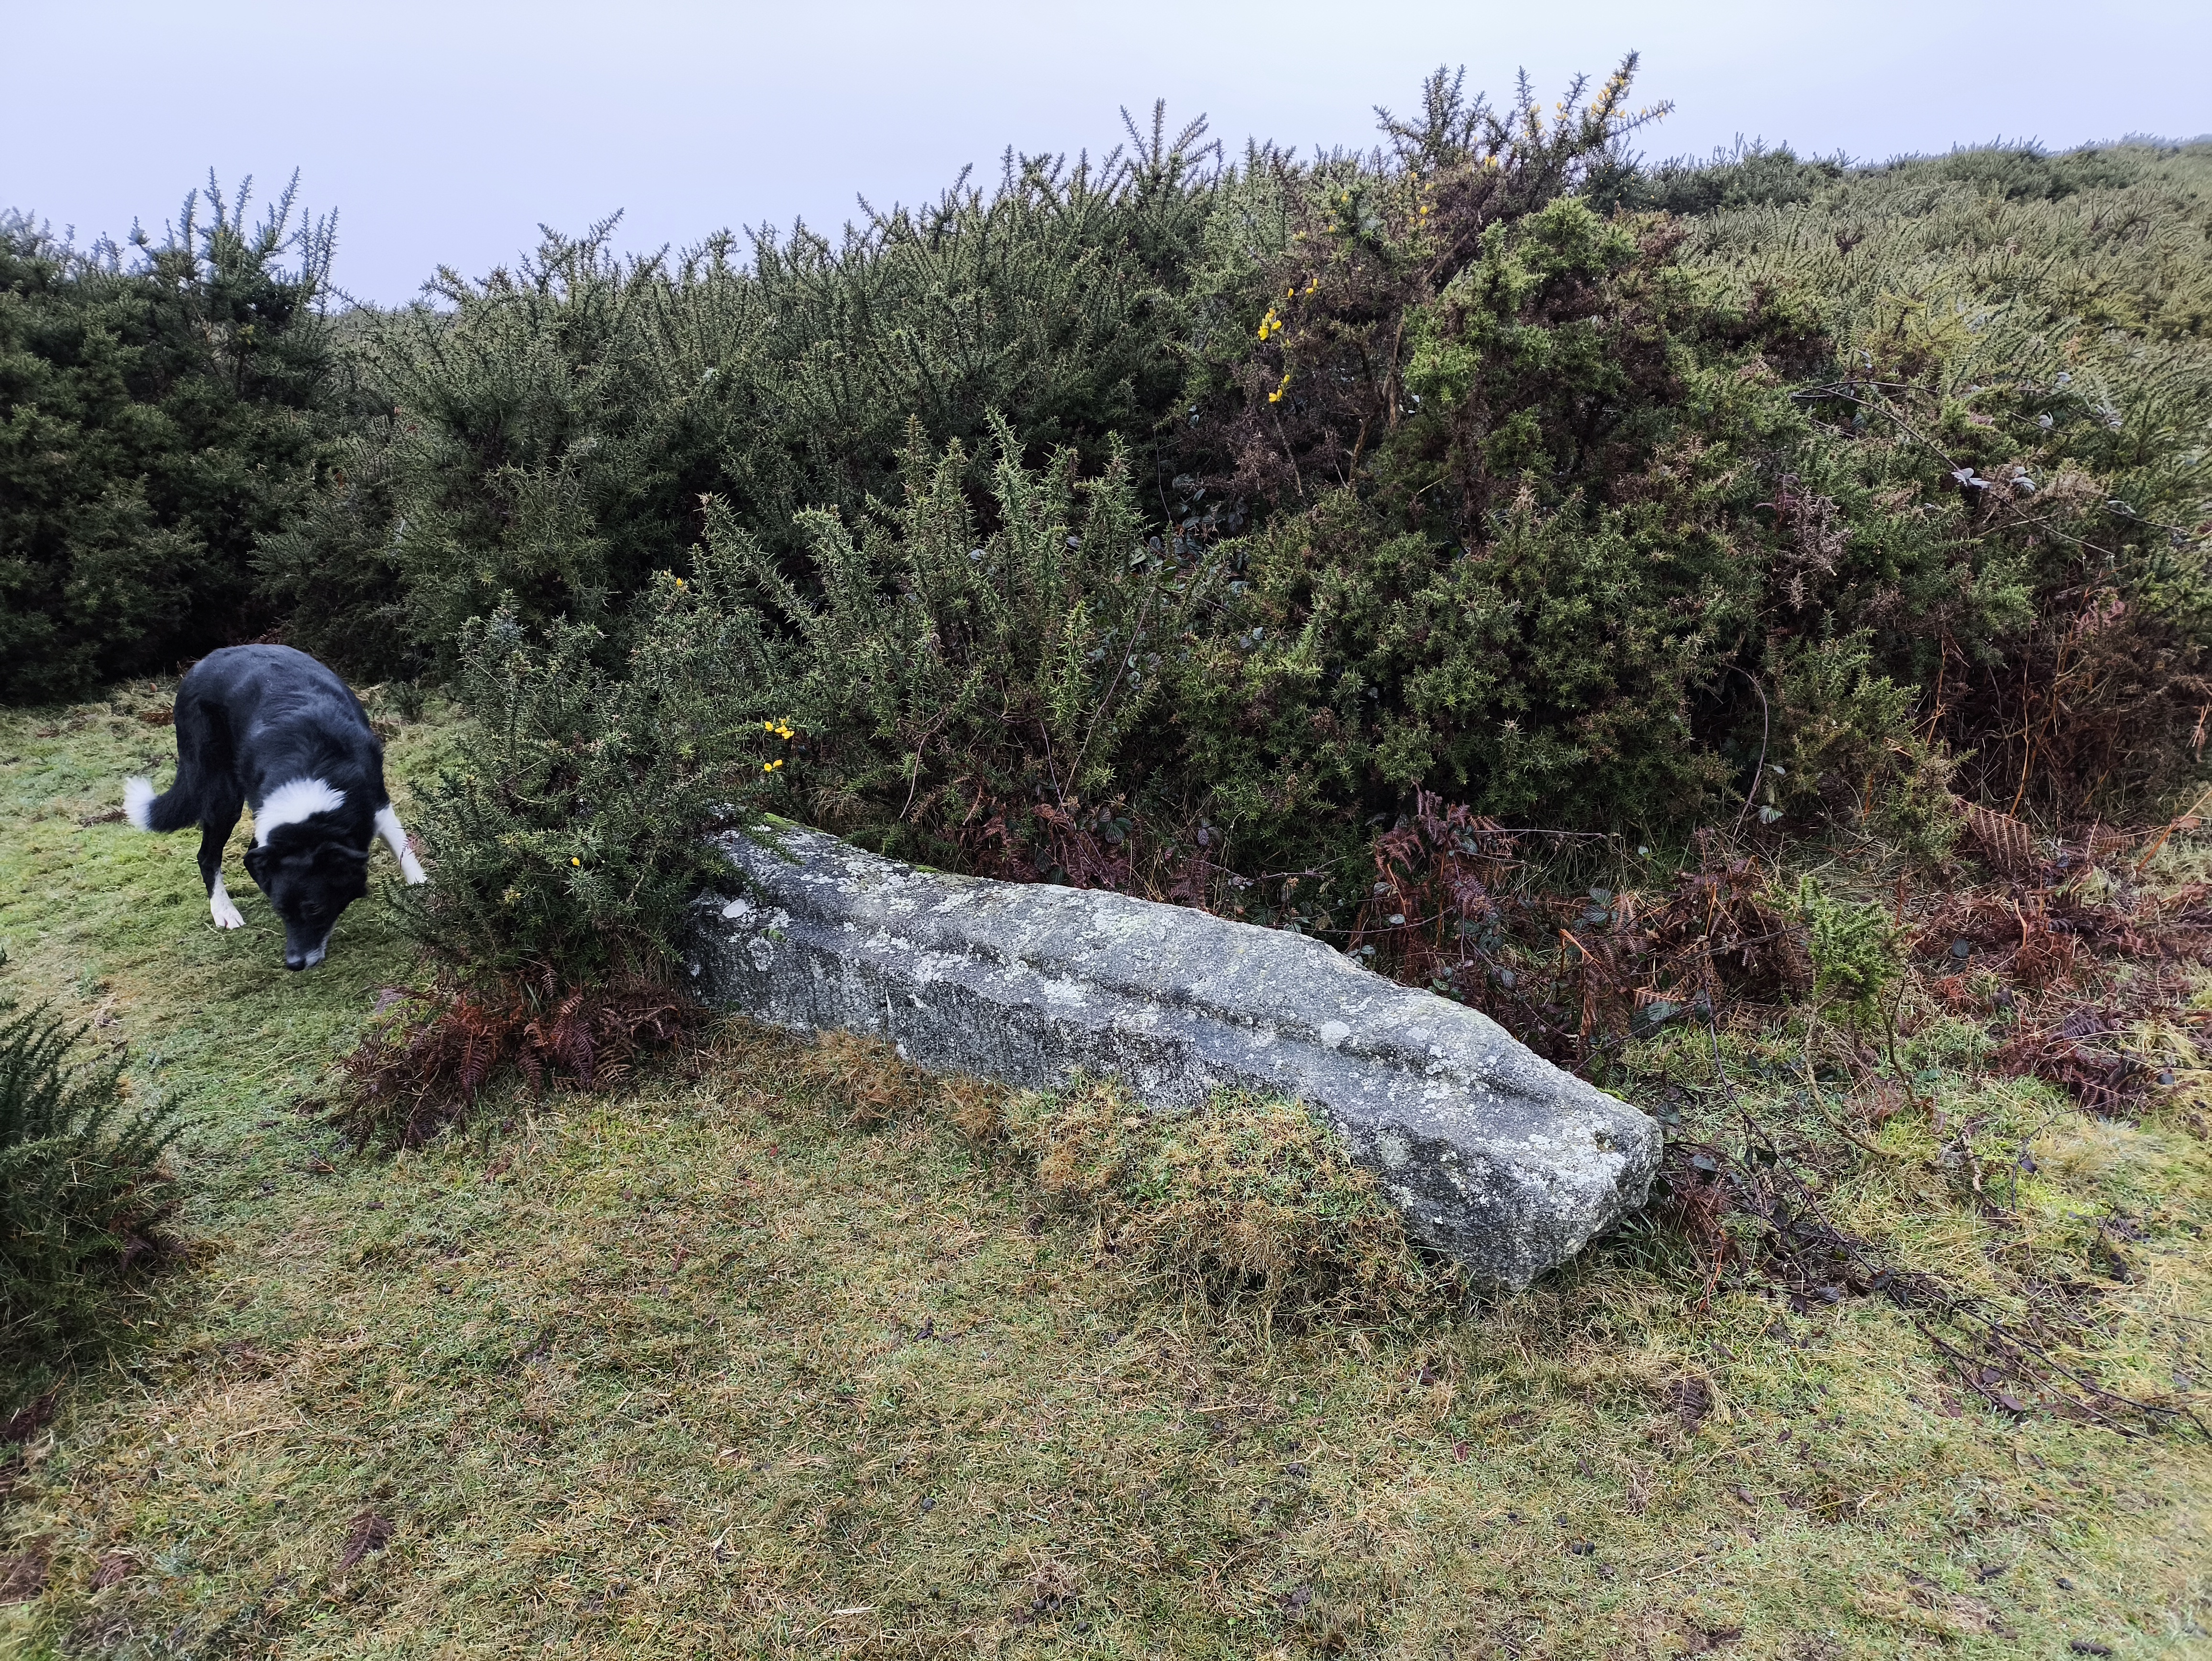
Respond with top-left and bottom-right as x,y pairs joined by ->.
692,823 -> 1659,1288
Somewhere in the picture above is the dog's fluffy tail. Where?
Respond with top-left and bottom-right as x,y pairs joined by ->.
123,776 -> 196,833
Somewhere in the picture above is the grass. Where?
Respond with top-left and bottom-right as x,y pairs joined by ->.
1,688 -> 2210,1657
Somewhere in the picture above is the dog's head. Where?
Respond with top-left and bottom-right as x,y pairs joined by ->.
243,828 -> 370,971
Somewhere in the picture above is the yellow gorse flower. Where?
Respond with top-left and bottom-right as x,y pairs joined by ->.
1256,306 -> 1283,341
763,758 -> 784,773
1268,370 -> 1293,404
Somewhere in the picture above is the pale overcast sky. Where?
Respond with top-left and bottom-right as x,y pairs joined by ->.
5,0 -> 2207,305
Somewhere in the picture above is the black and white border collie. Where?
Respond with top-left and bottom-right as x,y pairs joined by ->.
123,644 -> 426,971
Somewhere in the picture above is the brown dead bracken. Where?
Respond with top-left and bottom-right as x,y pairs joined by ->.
340,967 -> 702,1147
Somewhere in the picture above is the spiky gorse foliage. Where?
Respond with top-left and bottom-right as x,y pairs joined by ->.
380,73 -> 2201,945
1163,87 -> 2212,865
391,554 -> 781,984
1186,59 -> 1674,508
181,66 -> 2212,877
350,561 -> 771,1123
711,416 -> 1221,869
587,62 -> 1836,890
333,105 -> 1221,670
1151,65 -> 1970,865
1682,164 -> 2212,817
0,175 -> 336,700
0,956 -> 178,1351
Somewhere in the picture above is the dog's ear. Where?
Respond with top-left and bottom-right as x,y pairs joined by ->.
317,840 -> 372,896
242,842 -> 270,889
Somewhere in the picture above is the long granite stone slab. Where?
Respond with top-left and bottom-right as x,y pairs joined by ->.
690,823 -> 1660,1289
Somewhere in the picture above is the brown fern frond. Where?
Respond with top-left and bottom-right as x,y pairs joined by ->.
338,969 -> 703,1149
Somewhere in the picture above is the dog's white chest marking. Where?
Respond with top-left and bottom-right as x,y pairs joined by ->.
210,874 -> 245,930
374,804 -> 428,885
255,777 -> 346,843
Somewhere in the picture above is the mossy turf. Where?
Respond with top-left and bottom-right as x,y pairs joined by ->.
3,692 -> 2210,1657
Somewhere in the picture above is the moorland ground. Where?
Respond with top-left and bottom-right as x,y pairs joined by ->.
2,688 -> 2208,1658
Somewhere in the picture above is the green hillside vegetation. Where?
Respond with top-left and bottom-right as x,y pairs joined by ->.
3,65 -> 2212,1655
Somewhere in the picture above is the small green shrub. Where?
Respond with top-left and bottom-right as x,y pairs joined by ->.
1797,875 -> 1915,1095
0,958 -> 179,1350
394,558 -> 779,982
342,560 -> 774,1130
1798,875 -> 1904,1014
1768,631 -> 1958,859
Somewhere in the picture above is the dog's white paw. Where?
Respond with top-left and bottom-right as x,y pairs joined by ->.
400,849 -> 427,886
210,879 -> 246,930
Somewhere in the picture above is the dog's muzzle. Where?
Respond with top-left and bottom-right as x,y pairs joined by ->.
284,933 -> 331,972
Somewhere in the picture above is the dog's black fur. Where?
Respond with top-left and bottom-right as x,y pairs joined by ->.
125,645 -> 424,970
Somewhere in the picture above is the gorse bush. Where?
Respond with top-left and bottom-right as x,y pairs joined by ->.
0,956 -> 179,1351
1681,149 -> 2212,814
311,108 -> 1220,674
673,67 -> 2158,902
1175,187 -> 1823,855
1599,138 -> 1850,219
590,66 -> 1798,900
1158,83 -> 2212,846
394,563 -> 779,983
712,416 -> 1222,872
342,559 -> 773,1128
0,177 -> 336,701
